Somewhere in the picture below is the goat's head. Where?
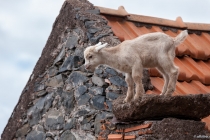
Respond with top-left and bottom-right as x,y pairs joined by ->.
84,42 -> 108,71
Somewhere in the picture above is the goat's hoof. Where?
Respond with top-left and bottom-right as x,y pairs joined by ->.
134,95 -> 141,101
165,93 -> 172,96
123,98 -> 131,103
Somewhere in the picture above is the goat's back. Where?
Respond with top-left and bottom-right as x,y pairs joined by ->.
119,32 -> 175,68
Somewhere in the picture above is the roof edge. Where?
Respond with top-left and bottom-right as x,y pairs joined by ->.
97,6 -> 210,31
96,6 -> 129,17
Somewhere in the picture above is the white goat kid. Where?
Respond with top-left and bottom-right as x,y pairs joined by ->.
84,30 -> 188,103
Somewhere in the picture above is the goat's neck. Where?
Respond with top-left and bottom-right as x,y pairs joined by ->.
100,47 -> 119,68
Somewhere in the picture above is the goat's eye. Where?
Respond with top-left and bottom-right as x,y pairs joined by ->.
89,55 -> 92,59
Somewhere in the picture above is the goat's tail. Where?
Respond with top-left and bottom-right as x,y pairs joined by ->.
174,30 -> 188,46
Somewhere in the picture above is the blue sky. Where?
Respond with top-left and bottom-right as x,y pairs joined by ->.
0,0 -> 210,136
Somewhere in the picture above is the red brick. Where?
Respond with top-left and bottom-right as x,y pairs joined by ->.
98,136 -> 106,140
115,129 -> 124,133
108,134 -> 123,140
138,129 -> 153,136
124,123 -> 152,133
124,135 -> 136,140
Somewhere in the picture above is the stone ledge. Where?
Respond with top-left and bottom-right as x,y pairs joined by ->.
113,94 -> 210,121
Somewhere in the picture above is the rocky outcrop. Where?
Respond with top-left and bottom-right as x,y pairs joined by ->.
113,94 -> 210,121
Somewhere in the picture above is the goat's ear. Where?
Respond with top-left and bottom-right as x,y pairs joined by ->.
95,43 -> 108,52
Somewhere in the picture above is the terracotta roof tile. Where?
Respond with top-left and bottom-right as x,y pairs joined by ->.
185,22 -> 210,31
97,6 -> 210,132
127,14 -> 185,28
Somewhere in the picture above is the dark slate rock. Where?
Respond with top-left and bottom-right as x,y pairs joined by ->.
65,35 -> 78,49
86,9 -> 100,15
76,109 -> 89,117
106,92 -> 120,100
86,32 -> 94,40
45,109 -> 64,130
94,68 -> 103,75
36,90 -> 47,97
113,94 -> 210,121
54,46 -> 65,65
61,91 -> 75,114
85,21 -> 95,28
81,123 -> 91,131
16,124 -> 30,138
48,66 -> 58,77
99,19 -> 108,24
62,37 -> 68,43
73,28 -> 82,35
105,100 -> 112,111
80,16 -> 90,22
102,72 -> 108,78
78,94 -> 91,106
75,85 -> 87,99
74,8 -> 81,11
81,114 -> 95,125
85,82 -> 93,88
45,74 -> 64,88
35,124 -> 44,132
60,130 -> 76,140
74,48 -> 84,58
34,82 -> 45,92
64,118 -> 76,130
27,93 -> 54,126
66,72 -> 88,87
105,67 -> 117,76
56,87 -> 63,95
89,86 -> 104,95
91,95 -> 105,110
90,33 -> 110,44
26,130 -> 46,140
109,76 -> 127,87
75,13 -> 80,19
59,55 -> 83,73
46,132 -> 55,137
87,27 -> 101,34
91,75 -> 106,87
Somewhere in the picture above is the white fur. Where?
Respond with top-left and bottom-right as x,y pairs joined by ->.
84,30 -> 188,102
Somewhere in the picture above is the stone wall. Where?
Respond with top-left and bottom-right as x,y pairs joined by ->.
1,0 -> 152,139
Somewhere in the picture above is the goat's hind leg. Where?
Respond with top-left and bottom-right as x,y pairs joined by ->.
124,73 -> 134,103
165,64 -> 179,96
157,67 -> 169,96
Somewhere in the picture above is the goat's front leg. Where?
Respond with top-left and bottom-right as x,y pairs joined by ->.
132,65 -> 145,101
124,73 -> 134,103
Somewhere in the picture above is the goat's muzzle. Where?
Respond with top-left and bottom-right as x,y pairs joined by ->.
84,64 -> 90,70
